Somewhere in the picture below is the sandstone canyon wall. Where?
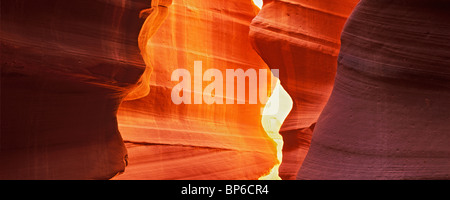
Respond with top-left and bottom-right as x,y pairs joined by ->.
1,0 -> 280,179
0,0 -> 171,179
298,0 -> 450,179
249,0 -> 359,179
2,0 -> 449,180
114,0 -> 279,180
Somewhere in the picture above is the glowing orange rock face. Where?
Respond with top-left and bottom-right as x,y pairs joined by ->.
0,0 -> 280,180
115,0 -> 279,180
126,0 -> 173,101
249,0 -> 359,179
3,0 -> 448,180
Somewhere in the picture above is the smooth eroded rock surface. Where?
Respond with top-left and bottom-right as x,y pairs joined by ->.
0,0 -> 168,179
249,0 -> 359,179
114,0 -> 278,179
298,0 -> 450,180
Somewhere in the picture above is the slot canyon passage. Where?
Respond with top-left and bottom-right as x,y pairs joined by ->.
1,0 -> 449,180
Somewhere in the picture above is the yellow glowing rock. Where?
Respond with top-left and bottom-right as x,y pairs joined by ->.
252,0 -> 263,9
259,79 -> 293,180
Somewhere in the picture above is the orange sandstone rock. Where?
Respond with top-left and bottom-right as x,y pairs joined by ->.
1,0 -> 278,180
249,0 -> 359,179
115,0 -> 278,179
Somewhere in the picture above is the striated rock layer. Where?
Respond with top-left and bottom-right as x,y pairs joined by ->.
1,0 -> 278,180
298,0 -> 450,179
0,0 -> 169,179
114,0 -> 278,180
249,0 -> 359,179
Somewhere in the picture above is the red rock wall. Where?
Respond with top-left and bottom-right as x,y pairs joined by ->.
1,0 -> 278,180
0,0 -> 167,179
249,0 -> 359,179
298,0 -> 450,179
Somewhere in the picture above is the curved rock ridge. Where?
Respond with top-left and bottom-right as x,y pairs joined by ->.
249,0 -> 359,179
114,0 -> 279,179
126,0 -> 173,100
298,0 -> 450,179
0,0 -> 169,179
4,0 -> 446,180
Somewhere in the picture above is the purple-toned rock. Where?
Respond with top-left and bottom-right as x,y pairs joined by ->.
298,0 -> 450,179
